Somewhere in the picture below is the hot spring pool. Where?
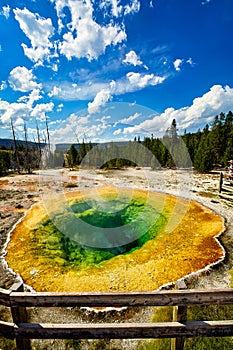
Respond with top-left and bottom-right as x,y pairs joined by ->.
5,187 -> 225,292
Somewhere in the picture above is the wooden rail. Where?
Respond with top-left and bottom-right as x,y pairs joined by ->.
0,282 -> 233,350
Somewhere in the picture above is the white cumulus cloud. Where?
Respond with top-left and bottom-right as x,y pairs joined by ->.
17,89 -> 43,107
0,98 -> 54,126
13,7 -> 54,65
123,50 -> 143,66
30,102 -> 54,121
122,85 -> 233,136
173,58 -> 183,71
186,57 -> 195,66
46,70 -> 166,102
57,103 -> 64,112
118,112 -> 141,124
113,128 -> 122,135
0,101 -> 31,124
0,81 -> 7,90
109,0 -> 123,17
8,66 -> 41,92
126,72 -> 165,88
124,0 -> 140,15
99,0 -> 140,18
48,86 -> 62,98
88,88 -> 112,114
1,5 -> 10,19
52,0 -> 126,61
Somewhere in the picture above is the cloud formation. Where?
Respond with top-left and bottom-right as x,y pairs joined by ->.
52,0 -> 127,61
123,50 -> 143,66
201,0 -> 211,5
13,7 -> 54,65
1,5 -> 10,19
122,85 -> 233,136
100,0 -> 140,17
0,96 -> 54,129
173,58 -> 183,71
8,66 -> 41,92
47,84 -> 233,143
88,88 -> 112,114
118,112 -> 141,124
51,111 -> 113,144
46,70 -> 166,102
126,72 -> 165,88
0,81 -> 7,90
124,0 -> 140,15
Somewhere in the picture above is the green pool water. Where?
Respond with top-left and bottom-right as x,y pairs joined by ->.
30,198 -> 167,268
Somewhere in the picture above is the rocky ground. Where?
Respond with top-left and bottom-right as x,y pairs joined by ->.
0,174 -> 41,288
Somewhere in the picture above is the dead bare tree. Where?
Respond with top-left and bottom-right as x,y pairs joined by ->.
45,116 -> 54,168
23,120 -> 32,174
10,117 -> 20,174
45,116 -> 50,153
36,119 -> 42,164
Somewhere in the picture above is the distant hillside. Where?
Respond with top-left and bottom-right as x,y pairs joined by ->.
55,143 -> 97,153
55,141 -> 129,153
0,139 -> 130,153
0,138 -> 45,150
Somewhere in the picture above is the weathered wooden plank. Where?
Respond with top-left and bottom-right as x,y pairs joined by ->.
171,306 -> 187,350
10,282 -> 28,325
219,172 -> 223,192
0,288 -> 11,306
14,320 -> 233,339
9,288 -> 233,307
10,282 -> 31,350
1,286 -> 232,350
11,305 -> 31,350
14,335 -> 31,350
0,321 -> 15,339
171,282 -> 187,350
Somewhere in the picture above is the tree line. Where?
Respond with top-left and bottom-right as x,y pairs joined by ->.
185,111 -> 233,172
0,144 -> 40,176
0,110 -> 232,175
66,111 -> 233,172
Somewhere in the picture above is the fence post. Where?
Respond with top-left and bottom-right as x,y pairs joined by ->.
219,172 -> 223,193
10,282 -> 31,350
171,281 -> 187,350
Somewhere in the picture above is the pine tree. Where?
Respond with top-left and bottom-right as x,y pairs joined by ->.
194,133 -> 214,172
67,144 -> 78,168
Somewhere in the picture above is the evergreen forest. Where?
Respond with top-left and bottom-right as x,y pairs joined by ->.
65,111 -> 233,173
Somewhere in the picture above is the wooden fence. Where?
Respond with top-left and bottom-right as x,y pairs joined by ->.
0,282 -> 233,350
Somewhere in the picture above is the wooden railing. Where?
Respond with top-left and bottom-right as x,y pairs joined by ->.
0,282 -> 233,350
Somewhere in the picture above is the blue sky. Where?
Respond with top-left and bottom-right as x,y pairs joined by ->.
0,0 -> 233,144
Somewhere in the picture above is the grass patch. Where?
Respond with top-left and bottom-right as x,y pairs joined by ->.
230,269 -> 233,287
0,337 -> 16,350
137,304 -> 233,350
0,305 -> 16,350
